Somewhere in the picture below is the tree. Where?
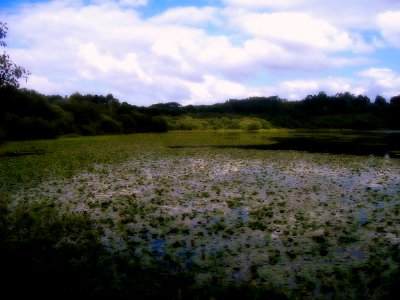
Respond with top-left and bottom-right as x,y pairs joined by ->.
374,95 -> 387,106
0,21 -> 30,87
390,95 -> 400,105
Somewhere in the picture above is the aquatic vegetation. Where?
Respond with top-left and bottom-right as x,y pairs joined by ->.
1,130 -> 400,298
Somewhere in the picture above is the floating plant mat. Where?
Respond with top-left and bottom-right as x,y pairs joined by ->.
8,143 -> 400,298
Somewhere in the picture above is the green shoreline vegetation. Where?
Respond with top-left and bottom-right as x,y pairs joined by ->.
1,131 -> 400,299
1,86 -> 400,142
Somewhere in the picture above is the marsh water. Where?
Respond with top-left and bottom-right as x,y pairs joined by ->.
169,130 -> 400,158
238,130 -> 400,158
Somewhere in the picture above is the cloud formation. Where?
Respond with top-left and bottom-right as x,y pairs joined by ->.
1,0 -> 400,105
377,11 -> 400,48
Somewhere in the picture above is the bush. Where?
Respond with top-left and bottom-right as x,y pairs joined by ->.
4,115 -> 58,140
99,114 -> 122,134
247,121 -> 262,131
150,116 -> 168,132
239,118 -> 271,131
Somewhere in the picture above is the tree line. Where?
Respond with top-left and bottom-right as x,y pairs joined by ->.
200,92 -> 400,129
149,91 -> 400,130
1,86 -> 400,141
0,86 -> 169,140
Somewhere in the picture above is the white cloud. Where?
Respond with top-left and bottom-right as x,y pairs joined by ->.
222,0 -> 312,9
25,75 -> 63,95
184,75 -> 250,104
377,11 -> 400,48
262,77 -> 358,101
230,12 -> 353,52
1,0 -> 399,105
359,68 -> 400,97
260,69 -> 400,101
78,42 -> 152,82
149,6 -> 218,26
6,1 -> 336,104
91,0 -> 148,7
359,68 -> 394,80
118,0 -> 148,7
223,0 -> 400,16
224,0 -> 400,32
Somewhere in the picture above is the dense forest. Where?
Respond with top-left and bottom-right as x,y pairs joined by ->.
1,86 -> 400,141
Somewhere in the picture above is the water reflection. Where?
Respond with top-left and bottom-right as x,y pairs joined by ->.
233,131 -> 400,158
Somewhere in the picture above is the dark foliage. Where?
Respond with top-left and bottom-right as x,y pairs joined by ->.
0,22 -> 30,88
1,86 -> 399,141
0,87 -> 168,140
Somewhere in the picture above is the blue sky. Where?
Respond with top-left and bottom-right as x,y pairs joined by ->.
1,0 -> 400,105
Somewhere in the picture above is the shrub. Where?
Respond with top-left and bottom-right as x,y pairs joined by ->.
247,121 -> 262,131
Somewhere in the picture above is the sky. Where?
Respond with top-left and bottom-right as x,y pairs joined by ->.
1,0 -> 400,106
